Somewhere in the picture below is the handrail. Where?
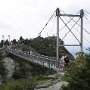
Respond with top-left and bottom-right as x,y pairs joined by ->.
4,47 -> 58,71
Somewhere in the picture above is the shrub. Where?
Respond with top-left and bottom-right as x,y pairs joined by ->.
0,78 -> 37,90
61,53 -> 90,90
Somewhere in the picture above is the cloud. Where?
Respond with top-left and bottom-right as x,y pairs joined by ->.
0,0 -> 90,42
0,23 -> 12,29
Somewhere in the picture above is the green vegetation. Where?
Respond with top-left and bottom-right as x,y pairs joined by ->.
29,36 -> 73,58
0,50 -> 5,82
0,78 -> 37,90
0,75 -> 57,90
61,53 -> 90,90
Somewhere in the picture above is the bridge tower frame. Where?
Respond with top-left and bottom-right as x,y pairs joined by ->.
56,8 -> 84,74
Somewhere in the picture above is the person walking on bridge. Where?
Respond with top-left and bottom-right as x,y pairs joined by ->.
59,55 -> 65,71
64,54 -> 69,70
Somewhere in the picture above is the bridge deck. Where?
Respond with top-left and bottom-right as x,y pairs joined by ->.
4,47 -> 64,72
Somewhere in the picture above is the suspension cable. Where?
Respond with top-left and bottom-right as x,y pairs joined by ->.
69,15 -> 90,36
84,10 -> 90,14
50,16 -> 56,36
77,29 -> 90,43
38,11 -> 56,37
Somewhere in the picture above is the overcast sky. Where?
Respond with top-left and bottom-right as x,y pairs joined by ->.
0,0 -> 90,52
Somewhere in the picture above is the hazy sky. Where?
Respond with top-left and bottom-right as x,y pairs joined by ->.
0,0 -> 90,51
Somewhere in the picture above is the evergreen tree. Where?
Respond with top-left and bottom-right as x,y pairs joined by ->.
12,39 -> 17,45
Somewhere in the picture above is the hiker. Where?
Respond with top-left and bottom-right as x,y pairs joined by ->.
59,55 -> 65,71
64,54 -> 69,69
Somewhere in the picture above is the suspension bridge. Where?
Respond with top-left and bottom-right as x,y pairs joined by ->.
4,46 -> 58,70
2,8 -> 90,74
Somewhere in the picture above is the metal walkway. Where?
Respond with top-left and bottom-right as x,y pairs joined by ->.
4,47 -> 59,71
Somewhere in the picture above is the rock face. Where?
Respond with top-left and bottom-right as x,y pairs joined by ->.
0,75 -> 3,84
3,58 -> 15,82
34,81 -> 67,90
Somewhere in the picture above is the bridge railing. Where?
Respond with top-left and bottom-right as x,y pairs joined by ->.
4,47 -> 59,70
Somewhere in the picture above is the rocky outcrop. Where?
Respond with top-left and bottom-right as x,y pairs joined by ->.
2,57 -> 15,82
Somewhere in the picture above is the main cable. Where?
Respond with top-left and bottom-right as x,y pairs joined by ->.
77,28 -> 90,43
38,11 -> 56,37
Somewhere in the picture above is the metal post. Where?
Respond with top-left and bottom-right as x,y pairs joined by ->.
8,35 -> 10,46
56,8 -> 60,75
80,9 -> 84,52
2,35 -> 4,48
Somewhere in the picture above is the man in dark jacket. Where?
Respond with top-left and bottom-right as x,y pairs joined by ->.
64,55 -> 69,69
